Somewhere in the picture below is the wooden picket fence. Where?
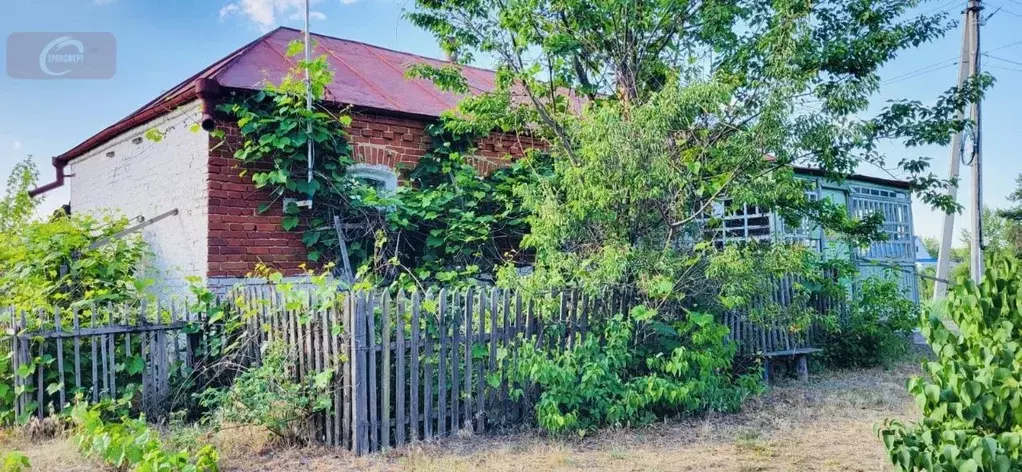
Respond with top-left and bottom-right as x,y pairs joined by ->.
720,276 -> 846,357
2,303 -> 195,421
228,285 -> 620,454
1,281 -> 837,455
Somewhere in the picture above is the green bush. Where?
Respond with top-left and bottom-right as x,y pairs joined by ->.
880,254 -> 1022,471
71,400 -> 219,472
199,342 -> 333,444
1,452 -> 30,472
820,276 -> 917,369
506,306 -> 762,436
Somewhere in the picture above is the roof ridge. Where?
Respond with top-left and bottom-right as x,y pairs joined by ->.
45,26 -> 503,171
116,28 -> 280,126
273,26 -> 498,75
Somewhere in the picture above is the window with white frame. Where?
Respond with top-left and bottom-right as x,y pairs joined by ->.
775,188 -> 821,250
698,199 -> 773,246
347,164 -> 398,196
849,185 -> 913,261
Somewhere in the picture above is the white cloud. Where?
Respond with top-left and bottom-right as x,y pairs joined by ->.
289,10 -> 327,21
93,0 -> 116,4
219,3 -> 240,19
12,141 -> 22,151
340,0 -> 358,4
219,0 -> 330,31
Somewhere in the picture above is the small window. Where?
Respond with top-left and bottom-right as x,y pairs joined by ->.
696,199 -> 773,247
347,164 -> 398,195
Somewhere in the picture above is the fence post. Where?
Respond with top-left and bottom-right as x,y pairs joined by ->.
11,310 -> 20,419
381,293 -> 391,450
350,291 -> 370,455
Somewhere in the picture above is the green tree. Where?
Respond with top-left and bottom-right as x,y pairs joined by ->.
949,207 -> 1022,283
0,157 -> 40,236
999,174 -> 1022,221
407,0 -> 987,306
997,173 -> 1022,250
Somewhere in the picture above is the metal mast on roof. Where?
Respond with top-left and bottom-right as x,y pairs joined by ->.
301,0 -> 314,208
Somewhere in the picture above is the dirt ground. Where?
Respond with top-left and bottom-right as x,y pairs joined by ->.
0,359 -> 922,472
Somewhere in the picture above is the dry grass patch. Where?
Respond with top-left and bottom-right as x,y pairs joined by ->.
214,358 -> 923,471
0,424 -> 95,472
0,357 -> 924,471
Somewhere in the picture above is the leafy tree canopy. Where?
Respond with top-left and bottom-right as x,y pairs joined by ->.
407,0 -> 990,301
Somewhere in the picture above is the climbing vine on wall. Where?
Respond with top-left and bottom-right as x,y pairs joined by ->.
217,41 -> 371,269
219,41 -> 546,287
380,118 -> 549,288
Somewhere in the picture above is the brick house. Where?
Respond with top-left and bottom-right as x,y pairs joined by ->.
30,27 -> 542,297
31,27 -> 918,301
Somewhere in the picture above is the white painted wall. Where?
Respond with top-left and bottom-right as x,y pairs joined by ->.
69,102 -> 209,299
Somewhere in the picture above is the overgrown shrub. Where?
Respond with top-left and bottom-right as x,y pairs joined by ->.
199,342 -> 333,444
820,276 -> 917,369
507,306 -> 762,436
71,400 -> 219,472
1,452 -> 30,472
0,211 -> 151,311
880,254 -> 1022,471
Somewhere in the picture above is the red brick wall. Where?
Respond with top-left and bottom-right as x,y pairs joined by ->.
207,109 -> 542,278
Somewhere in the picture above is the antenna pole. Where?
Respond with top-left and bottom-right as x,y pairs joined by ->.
304,0 -> 315,200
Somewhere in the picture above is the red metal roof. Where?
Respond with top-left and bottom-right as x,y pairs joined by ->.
54,27 -> 506,164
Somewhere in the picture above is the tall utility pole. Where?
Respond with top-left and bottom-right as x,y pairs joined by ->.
967,0 -> 984,285
933,14 -> 971,299
934,0 -> 984,297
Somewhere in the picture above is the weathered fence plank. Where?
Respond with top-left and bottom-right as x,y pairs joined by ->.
450,289 -> 461,435
395,290 -> 406,447
55,309 -> 66,409
380,294 -> 391,450
90,309 -> 99,403
367,293 -> 379,452
423,289 -> 434,440
11,311 -> 20,419
463,288 -> 474,433
436,288 -> 447,438
352,292 -> 369,455
409,290 -> 421,442
73,308 -> 81,396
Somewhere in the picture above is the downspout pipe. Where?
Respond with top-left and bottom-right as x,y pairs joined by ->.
195,78 -> 221,132
27,156 -> 66,198
28,78 -> 222,198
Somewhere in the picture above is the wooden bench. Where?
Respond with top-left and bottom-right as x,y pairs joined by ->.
761,348 -> 822,384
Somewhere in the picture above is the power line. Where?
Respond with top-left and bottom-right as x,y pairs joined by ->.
993,6 -> 1022,15
881,40 -> 1022,86
878,40 -> 1021,86
985,53 -> 1022,66
882,60 -> 959,85
923,0 -> 966,15
985,40 -> 1022,53
988,64 -> 1022,72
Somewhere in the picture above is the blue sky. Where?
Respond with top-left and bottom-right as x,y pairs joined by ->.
0,0 -> 1019,244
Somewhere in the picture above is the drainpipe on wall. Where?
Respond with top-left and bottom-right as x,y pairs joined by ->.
27,156 -> 67,198
195,78 -> 220,132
